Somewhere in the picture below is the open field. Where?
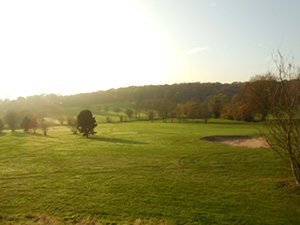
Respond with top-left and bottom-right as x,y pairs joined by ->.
0,120 -> 300,224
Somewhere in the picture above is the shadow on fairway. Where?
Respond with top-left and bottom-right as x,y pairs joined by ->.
209,121 -> 253,125
12,132 -> 54,138
90,137 -> 148,145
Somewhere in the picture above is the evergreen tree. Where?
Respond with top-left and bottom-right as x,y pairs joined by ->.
77,110 -> 97,138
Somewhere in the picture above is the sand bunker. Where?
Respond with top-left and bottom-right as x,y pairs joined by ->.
201,136 -> 270,148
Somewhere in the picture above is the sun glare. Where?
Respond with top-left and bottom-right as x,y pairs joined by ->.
0,0 -> 174,100
95,1 -> 172,88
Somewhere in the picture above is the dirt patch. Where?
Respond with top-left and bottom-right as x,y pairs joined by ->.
201,136 -> 270,148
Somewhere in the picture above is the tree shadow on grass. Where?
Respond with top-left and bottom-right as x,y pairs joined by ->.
89,136 -> 148,145
12,132 -> 54,138
208,121 -> 255,125
0,132 -> 7,136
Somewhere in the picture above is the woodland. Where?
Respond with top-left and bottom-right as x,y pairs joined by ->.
0,82 -> 243,120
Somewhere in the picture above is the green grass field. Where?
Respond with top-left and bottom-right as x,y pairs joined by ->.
0,119 -> 300,224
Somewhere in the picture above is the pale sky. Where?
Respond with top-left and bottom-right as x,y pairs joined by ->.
0,0 -> 299,100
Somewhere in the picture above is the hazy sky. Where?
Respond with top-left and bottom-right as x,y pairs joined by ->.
0,0 -> 299,99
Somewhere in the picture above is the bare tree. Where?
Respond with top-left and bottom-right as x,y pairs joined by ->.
58,116 -> 65,125
262,52 -> 300,187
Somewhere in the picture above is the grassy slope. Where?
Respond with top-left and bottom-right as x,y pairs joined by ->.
0,120 -> 299,224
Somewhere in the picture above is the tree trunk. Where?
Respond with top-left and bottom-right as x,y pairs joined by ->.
291,160 -> 300,186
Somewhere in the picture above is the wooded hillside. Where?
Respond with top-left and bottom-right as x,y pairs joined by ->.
0,82 -> 243,116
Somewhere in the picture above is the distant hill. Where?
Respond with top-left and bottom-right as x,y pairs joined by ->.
0,82 -> 243,116
62,82 -> 243,106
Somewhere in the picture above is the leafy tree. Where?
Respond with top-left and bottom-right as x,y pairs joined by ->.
188,102 -> 201,121
176,105 -> 182,123
96,106 -> 102,113
0,119 -> 4,132
104,105 -> 109,113
30,116 -> 38,134
148,111 -> 155,122
208,94 -> 229,118
113,107 -> 121,115
39,118 -> 48,136
198,101 -> 211,123
134,93 -> 143,119
160,97 -> 171,123
106,117 -> 112,123
170,110 -> 178,123
178,100 -> 211,123
4,110 -> 19,132
246,75 -> 273,120
233,75 -> 274,121
21,116 -> 31,132
178,101 -> 200,121
178,103 -> 189,117
141,99 -> 156,118
232,93 -> 254,121
125,109 -> 133,120
221,104 -> 234,120
77,110 -> 97,138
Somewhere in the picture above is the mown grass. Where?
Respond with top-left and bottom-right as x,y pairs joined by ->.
60,101 -> 135,123
0,120 -> 299,224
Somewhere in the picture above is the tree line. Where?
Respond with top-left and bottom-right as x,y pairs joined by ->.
0,110 -> 49,135
0,78 -> 287,125
0,109 -> 98,138
0,82 -> 242,117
